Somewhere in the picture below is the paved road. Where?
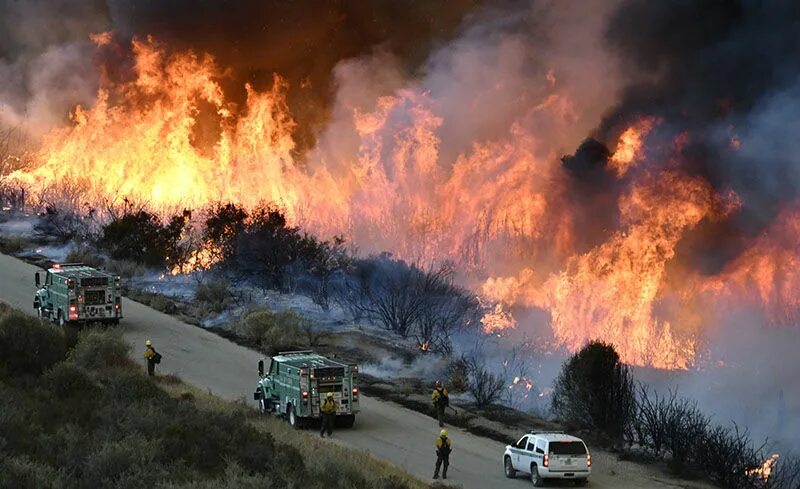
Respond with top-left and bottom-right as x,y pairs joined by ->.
0,252 -> 710,489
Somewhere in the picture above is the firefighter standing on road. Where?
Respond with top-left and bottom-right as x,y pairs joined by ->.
143,340 -> 160,377
433,429 -> 452,480
431,380 -> 449,427
320,392 -> 338,438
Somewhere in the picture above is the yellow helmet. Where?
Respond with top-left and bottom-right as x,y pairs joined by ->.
440,429 -> 448,437
145,340 -> 152,346
327,392 -> 334,398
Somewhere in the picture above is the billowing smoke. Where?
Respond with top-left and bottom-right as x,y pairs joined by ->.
602,0 -> 800,238
0,0 -> 107,134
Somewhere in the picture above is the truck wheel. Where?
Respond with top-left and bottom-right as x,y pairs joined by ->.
258,398 -> 267,414
504,456 -> 516,478
287,405 -> 300,429
58,311 -> 66,328
531,463 -> 544,487
36,307 -> 44,321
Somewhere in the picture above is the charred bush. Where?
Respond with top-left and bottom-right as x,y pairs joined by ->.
552,341 -> 635,442
463,355 -> 505,408
33,206 -> 90,243
628,386 -> 710,471
696,424 -> 761,488
0,309 -> 65,378
340,257 -> 478,346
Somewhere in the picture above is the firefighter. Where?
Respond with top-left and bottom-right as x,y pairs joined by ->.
143,340 -> 160,377
320,392 -> 338,438
431,380 -> 449,427
433,429 -> 452,480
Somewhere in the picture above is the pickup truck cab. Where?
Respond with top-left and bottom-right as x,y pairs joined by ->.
503,431 -> 591,486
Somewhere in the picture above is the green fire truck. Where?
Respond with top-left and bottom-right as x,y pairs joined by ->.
33,263 -> 123,326
253,350 -> 359,429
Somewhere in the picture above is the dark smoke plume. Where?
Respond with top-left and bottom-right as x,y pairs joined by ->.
601,0 -> 800,236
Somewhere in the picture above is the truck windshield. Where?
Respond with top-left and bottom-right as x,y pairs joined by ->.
550,442 -> 587,455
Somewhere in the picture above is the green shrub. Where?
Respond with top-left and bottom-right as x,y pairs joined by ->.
0,234 -> 31,254
0,309 -> 65,377
0,456 -> 66,489
148,293 -> 178,314
65,244 -> 106,268
106,259 -> 145,278
195,278 -> 232,314
238,309 -> 306,351
551,341 -> 635,442
42,363 -> 99,400
81,434 -> 166,489
67,328 -> 130,371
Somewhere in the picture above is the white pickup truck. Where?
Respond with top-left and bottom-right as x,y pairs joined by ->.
503,431 -> 591,486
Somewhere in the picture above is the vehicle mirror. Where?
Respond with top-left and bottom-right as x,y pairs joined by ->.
258,360 -> 264,377
35,272 -> 40,287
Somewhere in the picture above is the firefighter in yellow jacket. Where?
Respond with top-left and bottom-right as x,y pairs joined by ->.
431,380 -> 449,427
320,392 -> 338,438
433,429 -> 452,479
143,340 -> 161,377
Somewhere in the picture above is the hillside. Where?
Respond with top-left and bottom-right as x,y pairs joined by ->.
0,302 -> 428,489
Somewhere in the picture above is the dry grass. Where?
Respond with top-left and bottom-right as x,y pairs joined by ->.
158,380 -> 431,489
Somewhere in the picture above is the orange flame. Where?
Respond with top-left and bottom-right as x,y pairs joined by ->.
745,454 -> 779,482
609,116 -> 659,176
8,37 -> 800,370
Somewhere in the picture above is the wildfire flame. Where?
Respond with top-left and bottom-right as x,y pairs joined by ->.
609,116 -> 659,176
7,36 -> 800,370
745,454 -> 779,482
509,375 -> 534,398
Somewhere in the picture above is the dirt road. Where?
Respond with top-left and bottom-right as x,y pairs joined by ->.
0,252 -> 712,489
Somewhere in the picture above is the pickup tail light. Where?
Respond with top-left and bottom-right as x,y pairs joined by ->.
587,453 -> 592,467
543,454 -> 549,468
68,304 -> 78,319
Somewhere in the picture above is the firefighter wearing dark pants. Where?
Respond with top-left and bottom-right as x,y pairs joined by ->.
320,392 -> 337,438
143,340 -> 160,377
431,380 -> 449,428
433,429 -> 452,480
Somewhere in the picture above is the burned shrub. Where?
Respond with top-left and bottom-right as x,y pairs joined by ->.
697,424 -> 761,488
463,355 -> 505,408
33,206 -> 90,243
628,386 -> 709,469
552,341 -> 635,442
306,236 -> 350,311
340,257 -> 479,346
